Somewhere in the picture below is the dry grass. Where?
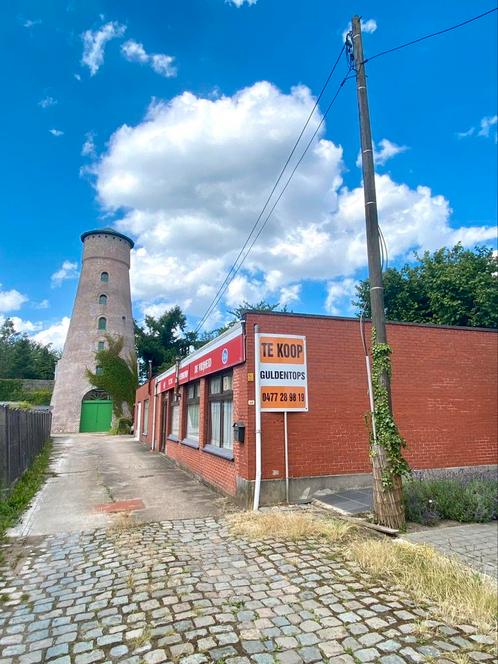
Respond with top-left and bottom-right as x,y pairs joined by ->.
348,538 -> 498,631
109,511 -> 137,532
226,510 -> 354,543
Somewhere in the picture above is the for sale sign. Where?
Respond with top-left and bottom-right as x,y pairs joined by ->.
257,334 -> 308,412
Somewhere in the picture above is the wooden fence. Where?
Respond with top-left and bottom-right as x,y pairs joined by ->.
0,405 -> 51,494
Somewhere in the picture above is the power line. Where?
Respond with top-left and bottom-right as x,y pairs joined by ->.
195,7 -> 498,332
192,46 -> 347,332
364,6 -> 497,64
194,68 -> 352,333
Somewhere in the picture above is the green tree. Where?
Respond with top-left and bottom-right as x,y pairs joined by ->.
86,334 -> 137,419
211,300 -> 291,337
0,318 -> 60,379
354,244 -> 498,328
135,305 -> 199,379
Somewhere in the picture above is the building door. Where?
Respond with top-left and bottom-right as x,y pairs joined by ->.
80,400 -> 113,432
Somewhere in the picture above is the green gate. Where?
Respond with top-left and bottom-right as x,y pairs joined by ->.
80,400 -> 113,432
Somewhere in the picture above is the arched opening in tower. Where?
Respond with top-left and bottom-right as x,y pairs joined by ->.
79,390 -> 113,433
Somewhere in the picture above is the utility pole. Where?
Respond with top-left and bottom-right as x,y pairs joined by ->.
351,16 -> 405,530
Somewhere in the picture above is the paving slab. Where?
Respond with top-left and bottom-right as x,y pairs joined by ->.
9,434 -> 224,536
402,522 -> 498,578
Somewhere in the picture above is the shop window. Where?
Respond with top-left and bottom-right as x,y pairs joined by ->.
208,371 -> 233,450
143,399 -> 149,435
99,294 -> 107,305
98,317 -> 107,331
185,381 -> 200,442
100,272 -> 109,283
169,392 -> 180,438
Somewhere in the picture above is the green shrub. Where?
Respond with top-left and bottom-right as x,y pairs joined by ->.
0,379 -> 23,401
404,473 -> 497,525
24,389 -> 52,406
115,417 -> 132,434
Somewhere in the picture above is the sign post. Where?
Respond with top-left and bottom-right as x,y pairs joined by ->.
253,333 -> 308,509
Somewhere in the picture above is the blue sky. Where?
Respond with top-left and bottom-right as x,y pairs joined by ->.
0,0 -> 496,348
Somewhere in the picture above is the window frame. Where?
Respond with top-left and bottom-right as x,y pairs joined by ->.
97,340 -> 105,351
99,294 -> 108,305
142,398 -> 149,436
184,381 -> 200,444
168,391 -> 181,440
100,271 -> 109,283
98,317 -> 107,331
207,370 -> 233,450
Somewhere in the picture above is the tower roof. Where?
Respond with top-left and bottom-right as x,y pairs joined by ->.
80,227 -> 135,249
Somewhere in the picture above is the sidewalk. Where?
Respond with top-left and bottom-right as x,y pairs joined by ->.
402,522 -> 498,578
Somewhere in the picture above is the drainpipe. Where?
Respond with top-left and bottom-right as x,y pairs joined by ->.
253,324 -> 262,511
151,380 -> 157,451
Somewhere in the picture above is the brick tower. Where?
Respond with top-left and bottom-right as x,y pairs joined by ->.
51,228 -> 136,433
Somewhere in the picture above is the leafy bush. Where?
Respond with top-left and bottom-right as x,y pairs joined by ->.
0,379 -> 23,401
23,389 -> 52,406
115,417 -> 132,434
404,472 -> 498,525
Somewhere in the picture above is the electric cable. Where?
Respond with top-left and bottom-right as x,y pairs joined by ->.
194,67 -> 353,333
363,7 -> 497,64
192,45 -> 346,333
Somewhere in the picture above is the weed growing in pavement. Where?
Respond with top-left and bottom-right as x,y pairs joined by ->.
0,439 -> 52,548
226,510 -> 354,543
348,538 -> 498,631
130,626 -> 152,649
109,511 -> 137,532
412,619 -> 438,644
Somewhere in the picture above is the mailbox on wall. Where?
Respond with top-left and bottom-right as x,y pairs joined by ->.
233,422 -> 245,443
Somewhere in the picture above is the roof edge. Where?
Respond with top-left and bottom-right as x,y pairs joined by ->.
81,228 -> 135,249
242,310 -> 498,333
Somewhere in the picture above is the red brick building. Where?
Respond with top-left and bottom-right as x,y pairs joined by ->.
134,312 -> 497,506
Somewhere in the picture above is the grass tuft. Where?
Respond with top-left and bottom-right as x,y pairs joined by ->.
348,538 -> 497,630
226,510 -> 353,543
0,439 -> 52,542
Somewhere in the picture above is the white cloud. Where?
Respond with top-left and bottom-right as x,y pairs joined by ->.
91,81 -> 495,322
81,131 -> 96,157
74,73 -> 82,81
23,19 -> 42,28
478,114 -> 498,141
34,299 -> 49,310
51,260 -> 79,288
49,128 -> 64,137
325,278 -> 358,315
342,18 -> 377,42
32,317 -> 70,350
11,317 -> 42,333
39,96 -> 57,109
457,127 -> 475,139
121,39 -> 177,78
0,286 -> 28,313
81,21 -> 126,76
356,138 -> 408,168
457,115 -> 497,143
226,0 -> 257,7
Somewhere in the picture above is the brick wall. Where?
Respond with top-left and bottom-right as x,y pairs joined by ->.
243,313 -> 497,481
134,314 -> 497,498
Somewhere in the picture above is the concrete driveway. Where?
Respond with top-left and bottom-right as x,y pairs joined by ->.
10,434 -> 225,536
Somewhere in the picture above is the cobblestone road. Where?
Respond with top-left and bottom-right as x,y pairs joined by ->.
1,517 -> 495,664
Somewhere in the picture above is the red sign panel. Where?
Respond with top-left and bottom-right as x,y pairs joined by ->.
156,330 -> 245,393
190,333 -> 244,379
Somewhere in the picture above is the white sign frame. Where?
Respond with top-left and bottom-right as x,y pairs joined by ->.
256,333 -> 309,413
